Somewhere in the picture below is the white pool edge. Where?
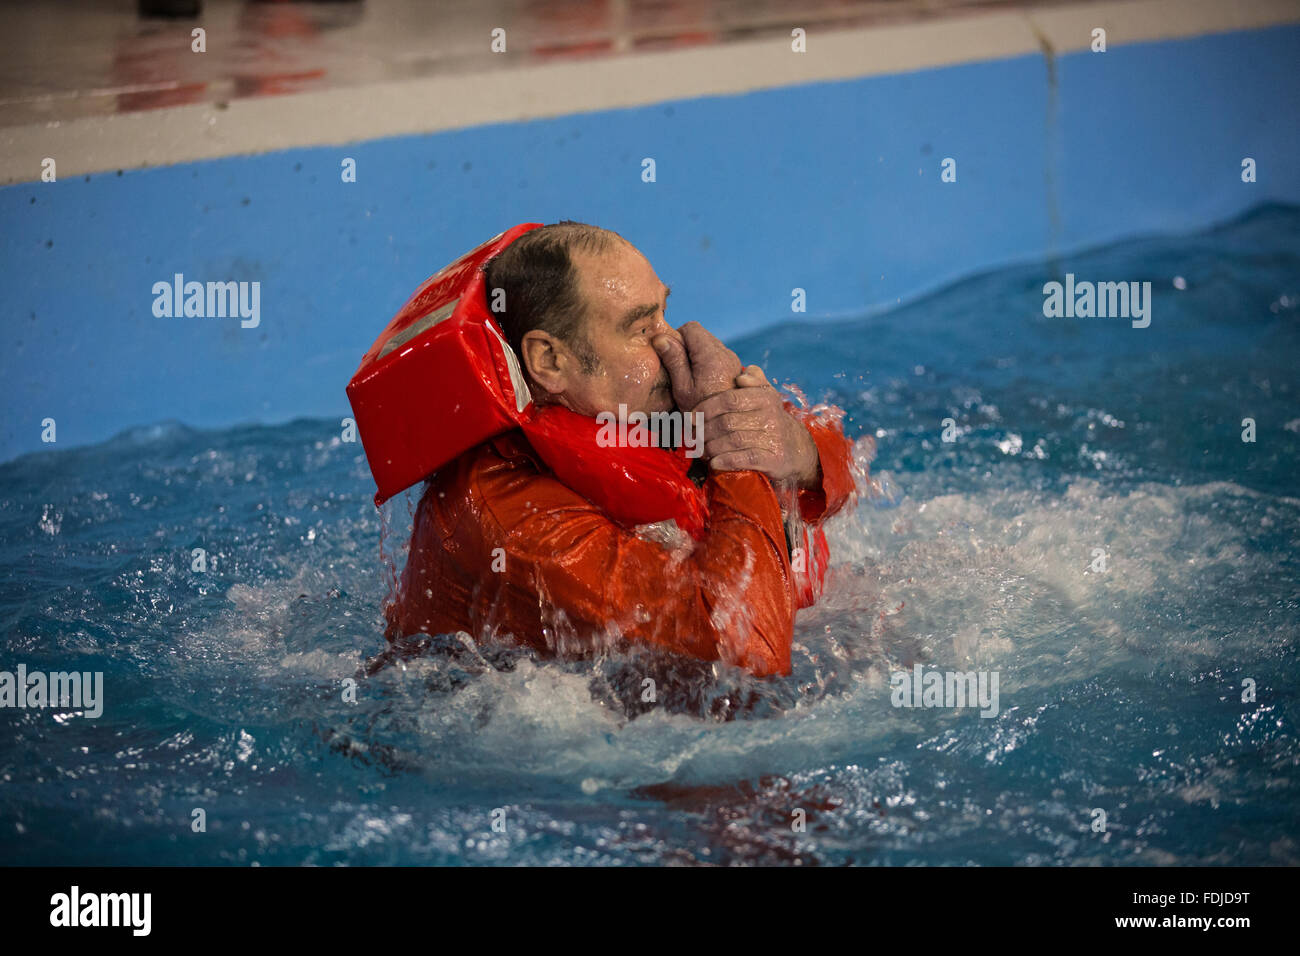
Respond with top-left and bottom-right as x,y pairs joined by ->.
2,0 -> 1297,186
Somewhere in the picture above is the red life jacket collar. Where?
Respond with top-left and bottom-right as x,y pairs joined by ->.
516,402 -> 709,539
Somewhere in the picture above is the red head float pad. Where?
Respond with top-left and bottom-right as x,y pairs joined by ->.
346,224 -> 542,505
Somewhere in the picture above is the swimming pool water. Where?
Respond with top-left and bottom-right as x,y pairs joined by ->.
1,204 -> 1297,865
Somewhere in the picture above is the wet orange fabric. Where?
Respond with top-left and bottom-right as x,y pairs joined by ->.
385,407 -> 857,677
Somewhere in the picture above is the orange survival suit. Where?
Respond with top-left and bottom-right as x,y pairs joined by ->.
384,406 -> 857,678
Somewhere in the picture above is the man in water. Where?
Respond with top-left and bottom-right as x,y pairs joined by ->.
385,221 -> 857,677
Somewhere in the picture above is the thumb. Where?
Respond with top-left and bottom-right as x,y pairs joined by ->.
653,334 -> 692,390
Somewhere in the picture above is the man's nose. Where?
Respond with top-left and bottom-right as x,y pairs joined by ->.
651,314 -> 681,344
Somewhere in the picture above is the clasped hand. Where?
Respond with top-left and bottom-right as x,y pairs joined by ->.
653,322 -> 819,488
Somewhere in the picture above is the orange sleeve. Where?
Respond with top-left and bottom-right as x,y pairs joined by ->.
474,466 -> 797,677
784,402 -> 859,524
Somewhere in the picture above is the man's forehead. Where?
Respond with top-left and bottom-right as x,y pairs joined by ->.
576,243 -> 665,308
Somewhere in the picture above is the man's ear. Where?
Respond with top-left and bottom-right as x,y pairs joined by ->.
520,329 -> 568,397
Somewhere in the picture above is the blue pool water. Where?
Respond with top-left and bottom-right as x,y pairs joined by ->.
2,204 -> 1297,865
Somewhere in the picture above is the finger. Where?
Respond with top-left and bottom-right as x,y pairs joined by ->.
721,347 -> 743,377
694,386 -> 769,421
709,446 -> 770,472
705,430 -> 774,458
704,411 -> 771,442
679,322 -> 742,377
735,364 -> 771,388
676,321 -> 719,357
652,334 -> 692,391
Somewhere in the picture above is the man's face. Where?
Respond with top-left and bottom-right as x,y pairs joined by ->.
552,240 -> 678,417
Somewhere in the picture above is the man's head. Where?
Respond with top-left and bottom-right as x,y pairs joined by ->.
484,221 -> 678,417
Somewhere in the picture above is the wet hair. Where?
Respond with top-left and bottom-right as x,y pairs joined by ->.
482,220 -> 625,377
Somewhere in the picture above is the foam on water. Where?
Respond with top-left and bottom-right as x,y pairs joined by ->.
1,205 -> 1297,864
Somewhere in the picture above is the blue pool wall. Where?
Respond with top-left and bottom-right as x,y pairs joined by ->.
2,24 -> 1298,464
